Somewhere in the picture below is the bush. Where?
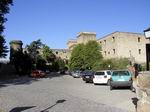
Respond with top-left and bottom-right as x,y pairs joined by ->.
140,63 -> 146,71
94,58 -> 130,70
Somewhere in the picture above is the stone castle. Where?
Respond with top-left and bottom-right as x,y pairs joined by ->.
65,31 -> 149,64
9,31 -> 149,64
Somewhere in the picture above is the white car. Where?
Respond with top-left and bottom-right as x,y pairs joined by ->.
93,70 -> 112,85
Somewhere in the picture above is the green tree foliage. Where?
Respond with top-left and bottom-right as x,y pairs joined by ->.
56,58 -> 65,71
98,58 -> 130,70
69,41 -> 103,70
69,44 -> 85,70
12,50 -> 32,75
84,41 -> 103,70
36,55 -> 46,71
25,39 -> 43,63
0,0 -> 13,33
0,0 -> 13,58
49,58 -> 66,72
0,35 -> 8,57
42,45 -> 55,63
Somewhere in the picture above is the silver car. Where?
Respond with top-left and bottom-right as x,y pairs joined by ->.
72,71 -> 81,78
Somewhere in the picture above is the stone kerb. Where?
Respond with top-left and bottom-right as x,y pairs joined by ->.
137,71 -> 150,112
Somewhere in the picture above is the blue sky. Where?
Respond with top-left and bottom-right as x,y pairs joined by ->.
4,0 -> 150,50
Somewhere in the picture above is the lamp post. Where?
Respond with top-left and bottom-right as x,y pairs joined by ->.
144,28 -> 150,71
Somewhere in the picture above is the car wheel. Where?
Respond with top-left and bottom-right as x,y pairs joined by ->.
107,80 -> 110,86
130,84 -> 134,91
110,83 -> 113,90
86,81 -> 89,83
110,85 -> 113,90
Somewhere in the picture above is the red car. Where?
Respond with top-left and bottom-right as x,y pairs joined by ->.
31,70 -> 46,78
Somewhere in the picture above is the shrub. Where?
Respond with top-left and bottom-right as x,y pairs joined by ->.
95,58 -> 130,70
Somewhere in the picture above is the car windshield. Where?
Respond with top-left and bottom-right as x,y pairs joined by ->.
112,71 -> 130,76
87,71 -> 94,75
95,72 -> 105,75
107,71 -> 111,75
75,71 -> 80,73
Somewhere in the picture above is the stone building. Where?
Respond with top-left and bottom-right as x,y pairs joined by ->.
67,31 -> 148,64
67,32 -> 96,50
97,31 -> 148,63
67,39 -> 77,51
52,49 -> 70,61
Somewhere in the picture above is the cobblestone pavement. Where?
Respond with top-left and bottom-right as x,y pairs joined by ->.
0,74 -> 136,112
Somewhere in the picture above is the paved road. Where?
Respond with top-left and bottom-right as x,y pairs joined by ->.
0,74 -> 136,112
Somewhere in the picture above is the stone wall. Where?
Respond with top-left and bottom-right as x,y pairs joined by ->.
67,31 -> 148,63
77,32 -> 96,44
137,71 -> 150,112
97,32 -> 148,63
67,39 -> 77,50
0,63 -> 16,79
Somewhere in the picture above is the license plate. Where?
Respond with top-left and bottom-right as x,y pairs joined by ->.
86,76 -> 90,78
118,79 -> 125,81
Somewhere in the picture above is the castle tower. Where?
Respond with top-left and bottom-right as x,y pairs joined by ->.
9,40 -> 23,62
67,39 -> 77,50
77,32 -> 96,44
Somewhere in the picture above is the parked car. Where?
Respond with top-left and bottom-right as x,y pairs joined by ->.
31,70 -> 46,78
82,70 -> 95,83
93,70 -> 111,85
110,70 -> 133,90
72,70 -> 81,78
65,70 -> 72,75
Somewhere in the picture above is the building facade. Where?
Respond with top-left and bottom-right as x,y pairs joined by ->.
67,32 -> 96,50
67,31 -> 148,64
13,31 -> 148,64
97,32 -> 149,63
52,49 -> 70,60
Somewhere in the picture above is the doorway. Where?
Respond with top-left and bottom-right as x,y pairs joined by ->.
146,44 -> 150,70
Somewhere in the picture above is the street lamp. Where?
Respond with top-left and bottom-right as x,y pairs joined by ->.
144,28 -> 150,39
144,28 -> 150,70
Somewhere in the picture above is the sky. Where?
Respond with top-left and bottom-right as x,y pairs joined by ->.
3,0 -> 150,51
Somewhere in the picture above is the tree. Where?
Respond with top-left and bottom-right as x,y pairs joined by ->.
69,44 -> 85,70
84,41 -> 103,70
69,41 -> 103,71
36,55 -> 46,71
0,0 -> 13,58
42,45 -> 55,63
0,35 -> 8,57
57,58 -> 65,71
25,39 -> 43,64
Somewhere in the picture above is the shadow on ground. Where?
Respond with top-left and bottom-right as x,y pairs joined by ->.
0,71 -> 67,88
9,99 -> 66,112
131,97 -> 139,112
40,99 -> 66,112
9,106 -> 36,112
111,87 -> 133,91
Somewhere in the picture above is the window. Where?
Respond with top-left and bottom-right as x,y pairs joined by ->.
112,71 -> 129,76
107,71 -> 111,75
138,37 -> 141,42
56,51 -> 58,54
104,51 -> 106,55
113,49 -> 115,54
95,72 -> 105,75
104,40 -> 106,44
139,49 -> 141,54
112,37 -> 115,42
100,41 -> 102,44
108,51 -> 110,54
